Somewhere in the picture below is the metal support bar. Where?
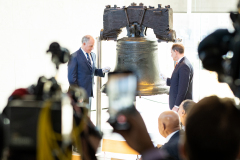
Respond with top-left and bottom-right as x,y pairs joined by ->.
96,37 -> 102,131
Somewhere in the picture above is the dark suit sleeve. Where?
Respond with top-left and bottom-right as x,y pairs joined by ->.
94,69 -> 105,77
92,53 -> 105,77
142,148 -> 171,160
175,65 -> 191,106
167,78 -> 171,86
160,146 -> 179,160
68,54 -> 78,85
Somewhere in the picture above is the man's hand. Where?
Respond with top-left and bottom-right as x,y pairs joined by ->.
172,106 -> 179,112
112,109 -> 154,154
102,66 -> 111,73
159,73 -> 167,81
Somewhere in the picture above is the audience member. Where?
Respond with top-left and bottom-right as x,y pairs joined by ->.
180,96 -> 240,160
111,96 -> 240,160
113,108 -> 174,160
158,111 -> 182,160
177,100 -> 196,130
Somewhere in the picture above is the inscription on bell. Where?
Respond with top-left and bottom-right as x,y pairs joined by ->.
117,43 -> 158,52
114,37 -> 169,96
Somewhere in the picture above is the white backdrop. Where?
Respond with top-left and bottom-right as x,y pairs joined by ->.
0,0 -> 182,112
0,0 -> 237,142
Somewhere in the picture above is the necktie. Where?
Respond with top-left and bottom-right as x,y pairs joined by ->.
86,53 -> 92,71
174,62 -> 178,68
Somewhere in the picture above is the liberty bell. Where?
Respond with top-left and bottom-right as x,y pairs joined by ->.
100,3 -> 177,96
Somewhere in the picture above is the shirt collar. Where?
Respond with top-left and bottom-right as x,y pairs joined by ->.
177,56 -> 184,63
165,130 -> 179,143
81,47 -> 92,60
81,47 -> 87,56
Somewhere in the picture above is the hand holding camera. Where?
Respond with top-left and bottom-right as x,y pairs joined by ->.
107,71 -> 137,130
112,108 -> 155,155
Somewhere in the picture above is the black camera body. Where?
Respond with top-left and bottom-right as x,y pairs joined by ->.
3,99 -> 62,160
198,9 -> 240,98
46,42 -> 70,69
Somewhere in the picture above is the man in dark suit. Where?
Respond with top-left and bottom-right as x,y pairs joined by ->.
160,44 -> 193,111
68,35 -> 110,109
158,111 -> 181,160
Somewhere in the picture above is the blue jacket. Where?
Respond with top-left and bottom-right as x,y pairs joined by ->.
68,48 -> 104,97
167,57 -> 193,109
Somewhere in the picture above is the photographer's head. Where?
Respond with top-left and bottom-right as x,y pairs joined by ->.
178,99 -> 196,127
81,35 -> 95,53
171,43 -> 184,61
158,111 -> 180,138
180,96 -> 240,160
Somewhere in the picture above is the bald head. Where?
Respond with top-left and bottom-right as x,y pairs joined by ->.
158,111 -> 180,138
82,35 -> 94,44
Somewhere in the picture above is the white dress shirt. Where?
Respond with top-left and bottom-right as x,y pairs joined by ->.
81,48 -> 93,66
80,48 -> 108,74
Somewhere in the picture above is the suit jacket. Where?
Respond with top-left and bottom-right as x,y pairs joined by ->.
68,48 -> 104,97
167,57 -> 193,109
160,131 -> 181,160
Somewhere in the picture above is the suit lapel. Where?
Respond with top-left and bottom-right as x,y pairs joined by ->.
79,48 -> 92,71
174,57 -> 185,70
179,57 -> 185,63
168,131 -> 180,143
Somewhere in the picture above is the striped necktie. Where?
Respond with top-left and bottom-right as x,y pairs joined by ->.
86,53 -> 92,71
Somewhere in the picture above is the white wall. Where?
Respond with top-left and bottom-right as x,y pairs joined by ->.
0,1 -> 239,149
0,0 -> 237,118
0,0 -> 186,111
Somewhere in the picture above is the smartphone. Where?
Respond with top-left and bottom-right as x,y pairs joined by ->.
107,71 -> 137,130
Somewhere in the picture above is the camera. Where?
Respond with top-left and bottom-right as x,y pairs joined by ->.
198,2 -> 240,98
107,71 -> 137,130
46,42 -> 70,69
0,43 -> 102,160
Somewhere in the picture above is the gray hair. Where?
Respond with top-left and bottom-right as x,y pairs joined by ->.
82,35 -> 92,44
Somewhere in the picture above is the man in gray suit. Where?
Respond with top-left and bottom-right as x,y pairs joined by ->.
68,35 -> 110,109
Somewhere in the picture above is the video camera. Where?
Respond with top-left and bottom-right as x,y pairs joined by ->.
0,42 -> 102,160
198,0 -> 240,98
